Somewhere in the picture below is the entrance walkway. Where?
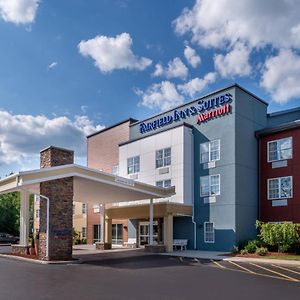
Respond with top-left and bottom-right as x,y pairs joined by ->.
160,250 -> 229,260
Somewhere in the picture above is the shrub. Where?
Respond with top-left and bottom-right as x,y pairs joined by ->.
240,249 -> 248,255
256,221 -> 300,253
231,245 -> 239,254
256,247 -> 268,256
244,240 -> 259,253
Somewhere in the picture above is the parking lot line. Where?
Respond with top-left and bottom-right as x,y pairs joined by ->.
250,263 -> 299,282
228,261 -> 255,274
210,259 -> 226,269
271,264 -> 300,276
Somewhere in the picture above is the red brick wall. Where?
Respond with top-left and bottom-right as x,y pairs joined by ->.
260,128 -> 300,223
86,120 -> 134,244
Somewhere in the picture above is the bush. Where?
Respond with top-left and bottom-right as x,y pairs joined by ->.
256,221 -> 300,253
244,240 -> 259,253
240,249 -> 248,255
256,247 -> 268,256
231,245 -> 239,254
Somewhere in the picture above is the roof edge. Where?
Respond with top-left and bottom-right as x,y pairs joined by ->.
87,118 -> 138,138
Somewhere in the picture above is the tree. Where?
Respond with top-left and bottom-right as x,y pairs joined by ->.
0,192 -> 20,236
256,221 -> 300,253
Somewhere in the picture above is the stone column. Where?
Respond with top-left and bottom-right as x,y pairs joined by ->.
39,146 -> 74,261
163,214 -> 173,252
104,215 -> 112,247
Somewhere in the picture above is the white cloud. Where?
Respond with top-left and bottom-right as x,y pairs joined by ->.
214,43 -> 251,78
178,72 -> 216,98
0,0 -> 39,24
0,110 -> 104,166
152,57 -> 188,80
136,81 -> 184,111
184,45 -> 201,68
173,0 -> 300,49
78,33 -> 152,73
48,62 -> 58,69
261,50 -> 300,104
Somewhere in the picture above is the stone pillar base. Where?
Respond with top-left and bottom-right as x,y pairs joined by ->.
95,242 -> 112,250
144,244 -> 166,253
11,245 -> 30,256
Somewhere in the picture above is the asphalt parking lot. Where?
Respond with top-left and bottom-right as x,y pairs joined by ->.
0,249 -> 300,300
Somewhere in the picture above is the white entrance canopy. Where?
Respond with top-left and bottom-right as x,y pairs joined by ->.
0,164 -> 175,202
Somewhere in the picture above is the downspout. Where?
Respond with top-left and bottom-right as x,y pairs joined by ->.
190,129 -> 197,250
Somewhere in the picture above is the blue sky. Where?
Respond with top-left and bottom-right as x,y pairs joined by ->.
0,0 -> 300,177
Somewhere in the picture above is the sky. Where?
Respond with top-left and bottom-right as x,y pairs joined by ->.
0,0 -> 300,177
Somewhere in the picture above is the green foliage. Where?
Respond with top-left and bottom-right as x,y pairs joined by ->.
231,245 -> 239,254
256,247 -> 268,256
0,192 -> 20,236
72,228 -> 81,245
240,249 -> 248,255
256,221 -> 300,253
244,240 -> 259,253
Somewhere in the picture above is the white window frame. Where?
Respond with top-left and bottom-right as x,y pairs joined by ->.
127,156 -> 140,174
267,176 -> 293,200
82,227 -> 87,239
267,137 -> 292,162
200,174 -> 220,197
200,140 -> 220,164
82,203 -> 87,214
156,147 -> 171,168
156,179 -> 171,188
204,222 -> 215,243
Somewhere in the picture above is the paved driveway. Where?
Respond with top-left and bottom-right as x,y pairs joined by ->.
0,252 -> 300,300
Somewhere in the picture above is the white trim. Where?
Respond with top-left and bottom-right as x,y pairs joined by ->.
204,222 -> 215,243
200,139 -> 220,164
267,137 -> 293,163
267,176 -> 293,200
200,174 -> 220,197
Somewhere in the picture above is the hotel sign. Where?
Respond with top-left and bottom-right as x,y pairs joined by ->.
139,93 -> 233,134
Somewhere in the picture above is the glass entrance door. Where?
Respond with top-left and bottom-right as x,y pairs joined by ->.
93,224 -> 101,243
112,224 -> 123,245
139,221 -> 158,246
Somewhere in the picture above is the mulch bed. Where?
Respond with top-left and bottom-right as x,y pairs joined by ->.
223,252 -> 293,258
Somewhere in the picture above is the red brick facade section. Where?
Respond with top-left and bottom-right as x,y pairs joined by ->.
86,120 -> 135,244
260,128 -> 300,223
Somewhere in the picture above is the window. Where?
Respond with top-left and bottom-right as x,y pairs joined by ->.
156,147 -> 171,168
156,179 -> 171,188
93,204 -> 100,213
268,137 -> 292,162
204,222 -> 215,243
73,205 -> 75,215
112,165 -> 119,175
200,140 -> 220,163
82,227 -> 87,239
127,156 -> 140,174
35,209 -> 40,219
200,174 -> 220,197
82,203 -> 87,214
268,176 -> 292,199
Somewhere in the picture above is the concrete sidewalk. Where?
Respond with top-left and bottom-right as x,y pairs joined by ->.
160,250 -> 228,261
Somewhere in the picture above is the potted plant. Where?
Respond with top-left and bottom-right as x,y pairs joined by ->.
29,237 -> 36,256
34,231 -> 39,256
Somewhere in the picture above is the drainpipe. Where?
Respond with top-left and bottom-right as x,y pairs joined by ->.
190,130 -> 197,250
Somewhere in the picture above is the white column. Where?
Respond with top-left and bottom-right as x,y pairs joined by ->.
19,190 -> 30,246
149,198 -> 154,245
99,204 -> 105,243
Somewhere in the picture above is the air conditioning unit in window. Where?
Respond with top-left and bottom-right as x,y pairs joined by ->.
129,174 -> 138,180
158,167 -> 169,175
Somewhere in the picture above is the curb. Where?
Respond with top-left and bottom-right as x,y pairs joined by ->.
0,253 -> 82,265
